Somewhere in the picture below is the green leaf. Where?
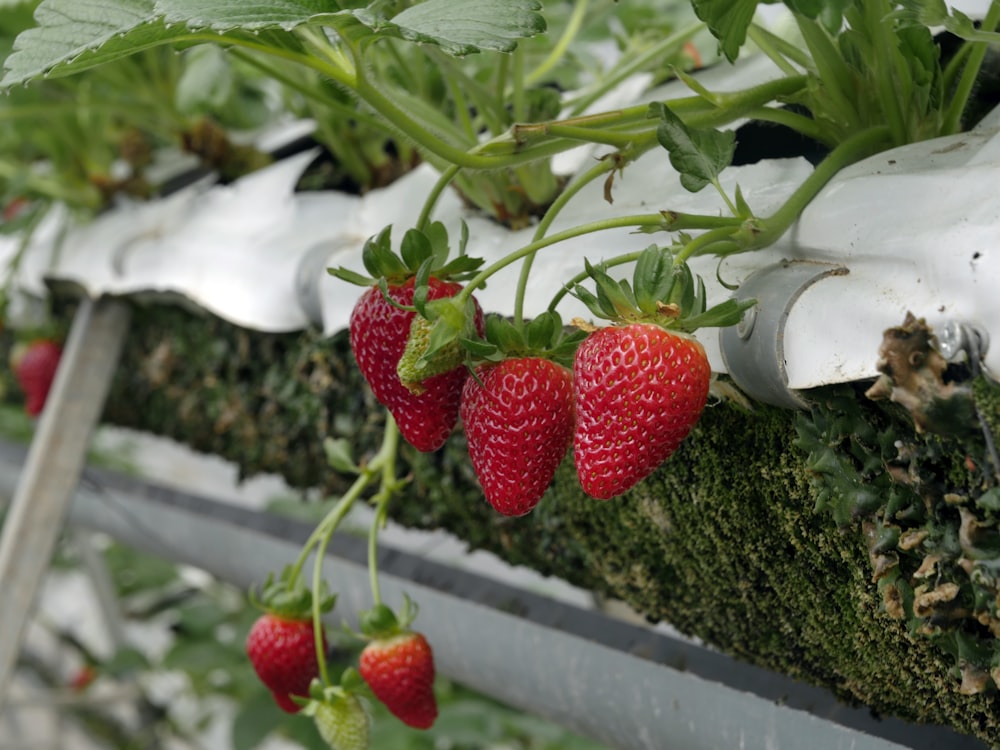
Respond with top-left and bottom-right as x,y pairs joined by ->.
157,0 -> 332,31
382,0 -> 546,56
1,0 -> 167,87
691,0 -> 757,62
652,102 -> 735,194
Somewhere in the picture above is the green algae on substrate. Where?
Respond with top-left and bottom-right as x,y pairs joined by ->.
15,299 -> 1000,745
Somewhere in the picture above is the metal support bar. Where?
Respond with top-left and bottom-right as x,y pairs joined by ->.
0,447 -> 974,750
0,298 -> 130,705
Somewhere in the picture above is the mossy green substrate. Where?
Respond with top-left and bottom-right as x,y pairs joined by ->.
32,301 -> 999,745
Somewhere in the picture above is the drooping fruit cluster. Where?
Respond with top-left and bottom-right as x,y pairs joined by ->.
245,573 -> 334,713
11,338 -> 62,417
458,246 -> 748,509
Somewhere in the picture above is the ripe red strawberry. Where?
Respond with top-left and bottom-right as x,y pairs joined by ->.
461,357 -> 575,516
350,277 -> 482,452
358,631 -> 437,729
573,323 -> 710,499
313,693 -> 371,750
246,614 -> 325,713
12,339 -> 62,417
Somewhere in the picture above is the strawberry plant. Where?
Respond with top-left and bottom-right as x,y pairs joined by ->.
2,0 -> 1000,745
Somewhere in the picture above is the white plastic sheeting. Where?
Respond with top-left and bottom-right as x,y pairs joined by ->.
1,53 -> 997,398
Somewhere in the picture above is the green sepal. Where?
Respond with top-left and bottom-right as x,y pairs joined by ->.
681,296 -> 756,331
359,603 -> 399,637
358,594 -> 418,639
248,567 -> 337,620
573,244 -> 752,333
328,222 -> 484,288
323,437 -> 359,474
463,311 -> 584,369
340,666 -> 366,694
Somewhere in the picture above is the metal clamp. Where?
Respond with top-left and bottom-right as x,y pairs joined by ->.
719,260 -> 848,410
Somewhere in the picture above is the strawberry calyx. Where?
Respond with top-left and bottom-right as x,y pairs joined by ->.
328,222 -> 483,289
461,310 -> 586,370
357,596 -> 417,641
249,567 -> 336,621
572,244 -> 753,332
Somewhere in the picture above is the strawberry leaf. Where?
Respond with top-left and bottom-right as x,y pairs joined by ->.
373,0 -> 546,56
690,0 -> 757,62
652,102 -> 735,194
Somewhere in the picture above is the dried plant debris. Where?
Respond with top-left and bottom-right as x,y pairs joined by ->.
797,313 -> 1000,696
865,312 -> 978,436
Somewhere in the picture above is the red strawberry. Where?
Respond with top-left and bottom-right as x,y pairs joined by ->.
573,323 -> 710,499
246,614 -> 325,713
461,357 -> 575,516
359,631 -> 437,729
350,277 -> 482,452
12,339 -> 62,417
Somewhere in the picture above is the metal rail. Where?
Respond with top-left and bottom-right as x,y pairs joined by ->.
0,298 -> 130,705
0,441 -> 983,750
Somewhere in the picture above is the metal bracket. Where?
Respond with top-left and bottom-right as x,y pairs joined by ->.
720,260 -> 848,410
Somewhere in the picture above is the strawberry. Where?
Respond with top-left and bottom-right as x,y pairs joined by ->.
246,613 -> 325,713
12,339 -> 62,417
574,323 -> 710,499
461,356 -> 575,516
570,246 -> 752,500
245,571 -> 335,714
359,630 -> 437,729
313,693 -> 371,750
350,277 -> 482,451
334,225 -> 484,452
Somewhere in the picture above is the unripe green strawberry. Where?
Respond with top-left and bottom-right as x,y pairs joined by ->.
314,694 -> 371,750
573,323 -> 710,500
349,278 -> 482,452
359,631 -> 437,729
461,357 -> 575,516
246,614 -> 325,713
397,314 -> 466,395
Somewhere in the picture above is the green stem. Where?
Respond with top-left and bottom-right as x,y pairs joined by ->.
866,0 -> 908,145
457,213 -> 668,304
547,249 -> 647,313
368,416 -> 400,608
942,0 -> 1000,135
794,16 -> 861,132
566,21 -> 705,116
514,154 -> 623,324
511,44 -> 528,123
678,124 -> 893,261
525,0 -> 588,87
416,164 -> 462,231
312,533 -> 333,686
747,24 -> 814,74
744,106 -> 832,146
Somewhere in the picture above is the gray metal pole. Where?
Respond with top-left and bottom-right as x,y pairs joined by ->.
0,297 -> 130,706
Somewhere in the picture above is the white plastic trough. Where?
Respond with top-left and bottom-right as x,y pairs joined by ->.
0,52 -> 996,406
